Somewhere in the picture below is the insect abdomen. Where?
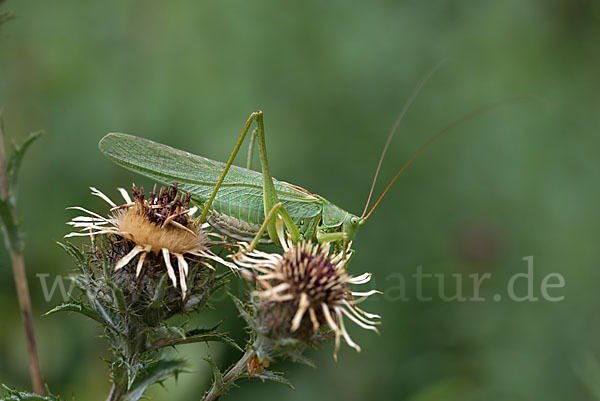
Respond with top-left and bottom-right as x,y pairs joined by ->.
208,211 -> 272,244
207,210 -> 321,244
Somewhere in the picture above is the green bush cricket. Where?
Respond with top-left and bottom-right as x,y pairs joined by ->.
98,68 -> 513,252
98,112 -> 368,252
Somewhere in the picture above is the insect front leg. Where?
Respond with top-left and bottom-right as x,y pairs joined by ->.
316,231 -> 350,255
241,202 -> 301,254
316,231 -> 348,244
245,202 -> 283,252
198,112 -> 261,225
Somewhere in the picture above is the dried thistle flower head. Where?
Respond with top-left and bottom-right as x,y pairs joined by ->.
235,227 -> 381,359
66,184 -> 236,298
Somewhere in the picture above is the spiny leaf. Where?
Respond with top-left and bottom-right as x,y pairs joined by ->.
107,281 -> 127,313
6,130 -> 44,204
126,362 -> 144,391
45,302 -> 105,325
278,347 -> 316,368
204,357 -> 224,394
68,275 -> 87,292
86,287 -> 120,332
213,270 -> 236,291
148,274 -> 168,309
55,241 -> 85,265
151,332 -> 242,352
122,359 -> 186,401
55,241 -> 92,277
1,384 -> 62,400
158,325 -> 186,339
229,293 -> 255,330
250,370 -> 295,390
186,321 -> 223,335
185,263 -> 201,293
96,238 -> 112,276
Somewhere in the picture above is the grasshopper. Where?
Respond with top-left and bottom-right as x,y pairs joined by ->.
99,111 -> 449,252
99,112 -> 366,252
98,68 -> 508,252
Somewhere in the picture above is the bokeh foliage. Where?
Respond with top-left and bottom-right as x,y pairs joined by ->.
0,0 -> 599,400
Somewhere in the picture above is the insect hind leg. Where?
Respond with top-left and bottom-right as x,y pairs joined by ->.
199,111 -> 300,246
252,112 -> 300,245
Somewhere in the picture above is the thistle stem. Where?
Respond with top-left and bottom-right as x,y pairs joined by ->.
106,381 -> 126,401
0,114 -> 44,395
10,250 -> 45,395
202,347 -> 256,401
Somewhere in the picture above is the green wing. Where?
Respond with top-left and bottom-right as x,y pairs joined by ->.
99,133 -> 322,225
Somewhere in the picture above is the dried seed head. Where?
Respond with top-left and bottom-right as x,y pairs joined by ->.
131,183 -> 192,228
235,236 -> 381,359
115,184 -> 207,255
66,185 -> 237,298
278,243 -> 348,305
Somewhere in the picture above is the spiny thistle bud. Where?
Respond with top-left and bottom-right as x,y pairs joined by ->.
235,233 -> 381,359
66,184 -> 236,299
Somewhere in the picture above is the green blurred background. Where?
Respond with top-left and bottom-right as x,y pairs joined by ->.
0,0 -> 599,400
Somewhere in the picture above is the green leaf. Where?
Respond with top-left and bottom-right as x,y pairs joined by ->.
184,321 -> 223,336
148,274 -> 168,309
45,302 -> 105,326
1,384 -> 62,400
278,347 -> 316,368
125,362 -> 144,391
122,359 -> 186,401
107,281 -> 127,313
69,273 -> 122,333
204,357 -> 224,395
212,270 -> 236,291
151,332 -> 242,352
55,241 -> 86,268
156,325 -> 186,340
251,370 -> 295,390
6,130 -> 44,204
229,293 -> 256,330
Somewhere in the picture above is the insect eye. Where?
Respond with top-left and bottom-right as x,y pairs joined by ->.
351,217 -> 358,225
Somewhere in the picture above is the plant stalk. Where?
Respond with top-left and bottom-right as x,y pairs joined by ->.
202,347 -> 256,401
0,115 -> 44,395
10,250 -> 44,394
106,381 -> 126,401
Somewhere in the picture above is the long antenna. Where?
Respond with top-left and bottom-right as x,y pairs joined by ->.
360,59 -> 447,218
363,97 -> 527,221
